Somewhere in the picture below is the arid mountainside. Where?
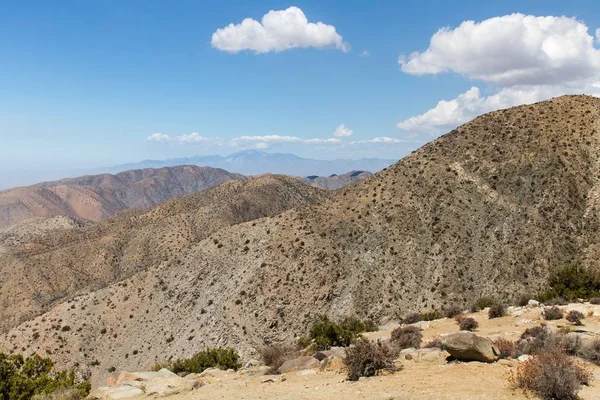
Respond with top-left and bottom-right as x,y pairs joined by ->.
2,95 -> 600,386
0,175 -> 330,333
0,165 -> 243,228
301,170 -> 373,190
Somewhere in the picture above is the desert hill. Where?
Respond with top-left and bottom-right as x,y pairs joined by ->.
1,95 -> 600,386
0,165 -> 244,228
0,175 -> 330,333
301,170 -> 373,190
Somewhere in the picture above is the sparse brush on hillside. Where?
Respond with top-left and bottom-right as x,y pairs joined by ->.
471,296 -> 497,312
488,303 -> 506,319
390,326 -> 422,350
542,306 -> 564,321
344,338 -> 399,381
0,353 -> 90,400
152,348 -> 240,374
261,345 -> 294,375
456,316 -> 479,331
566,310 -> 585,326
297,315 -> 377,351
509,346 -> 591,400
536,264 -> 600,302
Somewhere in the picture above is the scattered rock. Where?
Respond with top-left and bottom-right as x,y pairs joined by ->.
442,332 -> 500,363
527,299 -> 540,307
260,375 -> 286,384
518,355 -> 533,363
244,359 -> 260,368
89,385 -> 145,400
278,356 -> 320,373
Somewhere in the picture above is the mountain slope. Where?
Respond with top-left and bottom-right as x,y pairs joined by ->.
108,150 -> 395,177
0,166 -> 243,228
301,170 -> 373,190
2,95 -> 600,386
0,175 -> 330,334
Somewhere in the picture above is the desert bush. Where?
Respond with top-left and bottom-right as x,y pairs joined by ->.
261,345 -> 292,374
152,348 -> 240,374
542,306 -> 564,321
443,305 -> 462,319
509,346 -> 591,400
536,264 -> 600,302
420,311 -> 442,321
298,315 -> 376,351
493,338 -> 515,359
516,325 -> 553,356
545,297 -> 568,306
471,296 -> 497,312
390,326 -> 422,350
457,316 -> 479,331
578,339 -> 600,365
402,313 -> 422,324
488,303 -> 507,319
0,353 -> 90,400
344,338 -> 398,381
589,297 -> 600,305
566,310 -> 584,326
516,293 -> 532,307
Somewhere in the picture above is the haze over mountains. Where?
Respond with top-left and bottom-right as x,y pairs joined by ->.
107,150 -> 395,177
1,96 -> 599,386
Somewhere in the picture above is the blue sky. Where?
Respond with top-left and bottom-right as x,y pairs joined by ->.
1,0 -> 600,187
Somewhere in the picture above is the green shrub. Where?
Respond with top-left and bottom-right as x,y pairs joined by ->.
153,348 -> 240,374
472,296 -> 497,311
298,315 -> 376,351
344,338 -> 398,381
420,311 -> 442,321
536,264 -> 600,302
0,353 -> 90,400
488,303 -> 507,319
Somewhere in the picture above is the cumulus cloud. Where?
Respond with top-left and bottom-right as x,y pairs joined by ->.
333,124 -> 354,137
360,50 -> 370,57
211,6 -> 349,53
349,137 -> 416,144
147,133 -> 170,142
398,14 -> 600,134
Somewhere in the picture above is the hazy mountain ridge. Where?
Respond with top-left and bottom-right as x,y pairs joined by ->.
108,150 -> 395,177
1,96 -> 600,387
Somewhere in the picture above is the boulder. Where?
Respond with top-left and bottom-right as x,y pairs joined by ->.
88,385 -> 145,400
527,299 -> 540,307
278,356 -> 320,373
442,332 -> 500,363
144,376 -> 198,396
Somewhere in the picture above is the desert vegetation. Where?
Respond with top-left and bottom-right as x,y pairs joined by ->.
297,315 -> 377,351
152,348 -> 241,375
0,353 -> 90,400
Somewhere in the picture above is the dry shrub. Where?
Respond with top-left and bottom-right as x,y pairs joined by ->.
344,338 -> 399,381
589,297 -> 600,305
443,305 -> 462,319
488,303 -> 507,319
516,324 -> 552,356
403,313 -> 422,324
545,297 -> 568,306
578,339 -> 600,365
542,306 -> 564,321
423,337 -> 442,349
390,326 -> 422,350
493,338 -> 515,359
509,346 -> 591,400
516,293 -> 532,307
456,316 -> 479,331
261,345 -> 293,374
566,310 -> 584,325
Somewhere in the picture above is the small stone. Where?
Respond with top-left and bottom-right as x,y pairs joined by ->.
527,299 -> 540,307
518,354 -> 533,363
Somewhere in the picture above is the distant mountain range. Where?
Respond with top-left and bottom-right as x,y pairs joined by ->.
106,150 -> 396,177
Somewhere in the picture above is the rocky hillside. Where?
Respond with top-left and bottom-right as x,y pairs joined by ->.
1,95 -> 600,386
0,165 -> 244,228
301,170 -> 373,190
0,175 -> 330,333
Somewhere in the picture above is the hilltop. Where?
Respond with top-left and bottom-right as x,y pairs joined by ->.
1,95 -> 599,386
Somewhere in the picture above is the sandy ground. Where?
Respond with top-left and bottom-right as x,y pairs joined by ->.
123,304 -> 600,399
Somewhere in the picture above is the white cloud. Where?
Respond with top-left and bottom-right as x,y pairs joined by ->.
349,137 -> 420,145
211,6 -> 349,54
398,14 -> 600,134
400,14 -> 600,86
333,124 -> 354,137
360,50 -> 370,57
231,134 -> 341,146
597,28 -> 600,42
147,133 -> 170,142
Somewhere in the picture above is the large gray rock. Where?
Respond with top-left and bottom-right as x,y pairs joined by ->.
442,332 -> 500,363
278,356 -> 320,373
88,385 -> 145,399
